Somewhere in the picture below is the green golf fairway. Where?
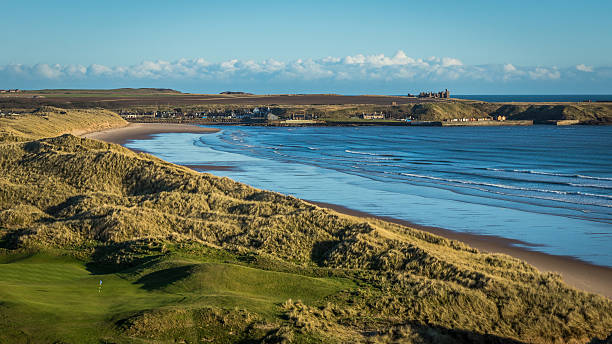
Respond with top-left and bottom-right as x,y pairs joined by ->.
0,252 -> 352,343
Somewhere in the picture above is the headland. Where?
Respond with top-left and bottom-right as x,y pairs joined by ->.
2,88 -> 612,126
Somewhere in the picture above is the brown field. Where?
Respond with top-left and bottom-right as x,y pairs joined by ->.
0,91 -> 439,109
3,89 -> 610,124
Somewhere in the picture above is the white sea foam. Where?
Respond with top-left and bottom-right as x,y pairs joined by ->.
345,149 -> 379,156
399,173 -> 612,201
398,173 -> 612,208
485,168 -> 612,181
344,150 -> 396,160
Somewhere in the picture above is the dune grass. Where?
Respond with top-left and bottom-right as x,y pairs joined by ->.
0,108 -> 611,343
0,106 -> 126,141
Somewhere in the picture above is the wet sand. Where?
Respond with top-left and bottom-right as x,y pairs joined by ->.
82,123 -> 612,299
81,123 -> 219,145
183,164 -> 238,171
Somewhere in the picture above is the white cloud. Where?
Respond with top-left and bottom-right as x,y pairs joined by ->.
391,50 -> 415,65
504,64 -> 517,72
441,57 -> 463,67
501,63 -> 528,81
0,52 -> 608,92
220,59 -> 239,72
528,67 -> 561,80
344,54 -> 366,65
89,64 -> 113,76
35,64 -> 63,79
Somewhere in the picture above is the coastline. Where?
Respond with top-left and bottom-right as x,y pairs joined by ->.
81,122 -> 220,145
308,201 -> 612,299
82,124 -> 612,299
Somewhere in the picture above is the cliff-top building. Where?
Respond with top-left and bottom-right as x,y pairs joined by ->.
417,89 -> 450,99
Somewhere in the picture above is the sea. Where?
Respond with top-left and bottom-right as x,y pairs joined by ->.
452,94 -> 612,102
125,126 -> 612,267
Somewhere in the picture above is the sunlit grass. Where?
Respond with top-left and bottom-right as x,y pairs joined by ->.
0,108 -> 611,343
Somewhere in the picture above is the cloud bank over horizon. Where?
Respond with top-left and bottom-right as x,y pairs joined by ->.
1,51 -> 610,94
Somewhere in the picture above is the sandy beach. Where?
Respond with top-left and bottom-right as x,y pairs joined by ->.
81,122 -> 220,145
83,124 -> 612,299
183,164 -> 239,171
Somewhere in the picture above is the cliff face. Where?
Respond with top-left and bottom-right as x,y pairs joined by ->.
409,103 -> 489,121
333,101 -> 612,123
0,109 -> 611,343
407,102 -> 612,123
502,104 -> 612,123
472,103 -> 612,123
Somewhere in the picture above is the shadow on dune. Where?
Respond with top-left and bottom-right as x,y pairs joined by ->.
134,265 -> 194,291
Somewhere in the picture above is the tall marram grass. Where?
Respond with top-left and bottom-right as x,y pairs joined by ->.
0,106 -> 126,140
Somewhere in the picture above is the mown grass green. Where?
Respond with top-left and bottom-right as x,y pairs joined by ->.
0,252 -> 180,343
0,251 -> 351,343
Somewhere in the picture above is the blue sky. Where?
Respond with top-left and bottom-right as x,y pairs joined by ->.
1,0 -> 611,94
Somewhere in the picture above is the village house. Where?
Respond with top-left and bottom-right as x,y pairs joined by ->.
252,107 -> 270,115
361,112 -> 385,120
291,113 -> 314,120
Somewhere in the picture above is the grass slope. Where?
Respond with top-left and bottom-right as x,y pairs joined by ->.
492,103 -> 612,123
0,108 -> 611,343
3,95 -> 612,124
0,251 -> 350,343
0,106 -> 127,141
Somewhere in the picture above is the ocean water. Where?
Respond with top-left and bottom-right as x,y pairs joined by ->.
126,126 -> 612,267
453,94 -> 612,102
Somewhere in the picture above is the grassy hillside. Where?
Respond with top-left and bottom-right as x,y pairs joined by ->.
0,109 -> 611,343
408,102 -> 489,121
0,106 -> 127,141
2,93 -> 612,124
236,101 -> 612,123
381,102 -> 612,123
490,103 -> 612,123
0,251 -> 351,343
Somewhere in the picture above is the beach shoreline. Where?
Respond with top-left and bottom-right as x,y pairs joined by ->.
81,122 -> 220,145
308,201 -> 612,299
82,123 -> 612,299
